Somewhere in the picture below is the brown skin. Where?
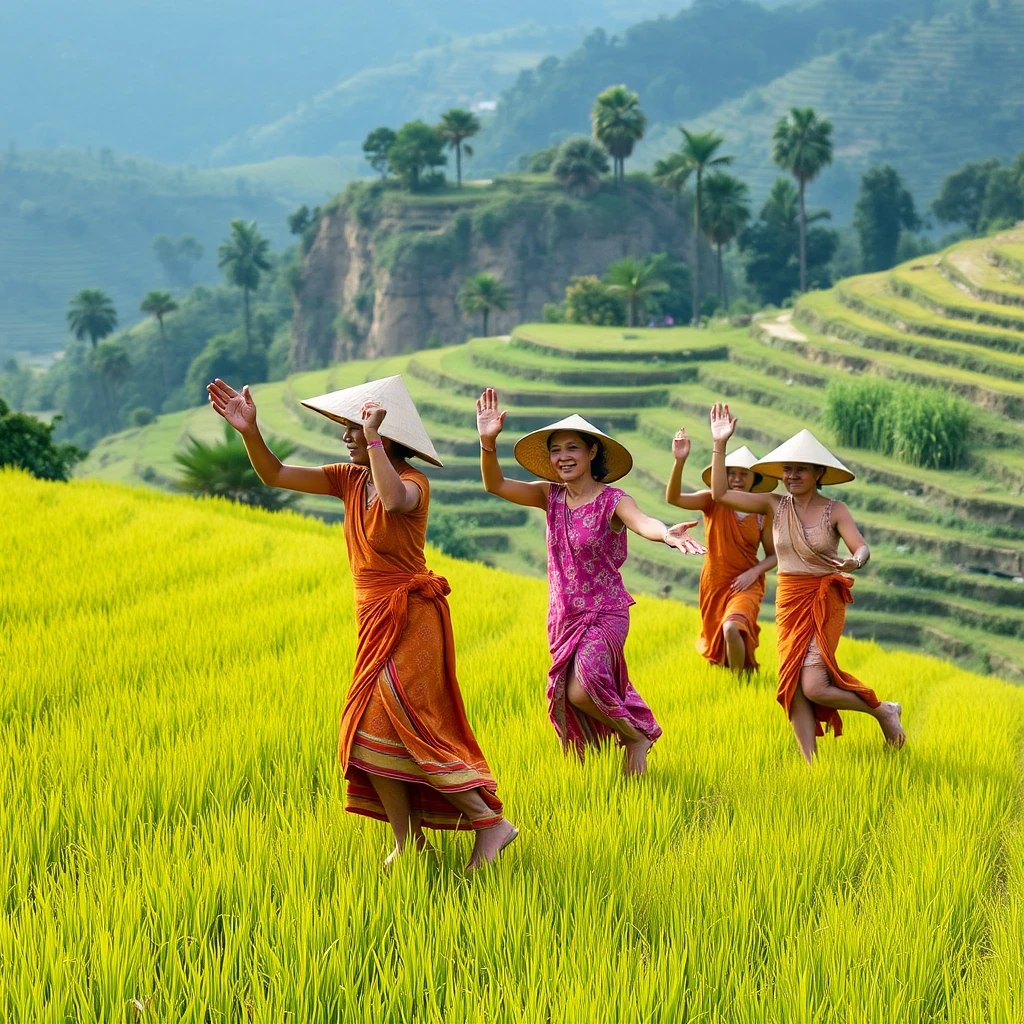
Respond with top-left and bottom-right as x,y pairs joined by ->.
207,378 -> 517,870
477,387 -> 706,775
666,425 -> 778,671
707,402 -> 905,762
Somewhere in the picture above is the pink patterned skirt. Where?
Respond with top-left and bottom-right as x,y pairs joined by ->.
547,609 -> 663,759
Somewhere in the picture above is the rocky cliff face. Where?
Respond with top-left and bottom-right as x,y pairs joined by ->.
290,180 -> 696,369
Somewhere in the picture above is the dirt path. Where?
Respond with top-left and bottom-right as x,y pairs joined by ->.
756,311 -> 807,343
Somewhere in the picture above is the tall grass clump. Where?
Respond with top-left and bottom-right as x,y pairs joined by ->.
3,469 -> 1024,1022
823,377 -> 970,470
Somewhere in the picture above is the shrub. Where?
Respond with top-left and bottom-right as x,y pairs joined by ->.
427,510 -> 478,561
822,377 -> 970,470
0,398 -> 87,481
564,276 -> 626,326
130,406 -> 155,427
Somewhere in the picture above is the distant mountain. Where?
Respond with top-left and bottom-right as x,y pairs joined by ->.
470,0 -> 964,174
636,0 -> 1024,219
0,0 -> 682,164
0,149 -> 355,361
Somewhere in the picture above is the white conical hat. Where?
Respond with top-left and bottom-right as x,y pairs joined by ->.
300,375 -> 442,467
701,445 -> 778,492
751,429 -> 855,486
513,413 -> 633,483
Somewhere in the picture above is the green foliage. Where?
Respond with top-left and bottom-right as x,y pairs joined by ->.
377,212 -> 472,278
388,121 -> 448,190
152,234 -> 204,291
362,127 -> 397,178
437,110 -> 481,187
67,289 -> 118,348
0,397 -> 86,481
217,220 -> 271,350
932,157 -> 1001,233
701,171 -> 751,305
740,178 -> 837,307
0,359 -> 33,411
174,422 -> 298,511
426,509 -> 478,561
185,330 -> 269,406
130,407 -> 155,427
980,161 -> 1024,231
140,290 -> 180,385
563,276 -> 625,326
854,165 -> 920,273
604,255 -> 669,328
591,85 -> 647,186
516,145 -> 559,174
287,205 -> 312,235
552,136 -> 609,198
822,377 -> 971,470
458,273 -> 513,337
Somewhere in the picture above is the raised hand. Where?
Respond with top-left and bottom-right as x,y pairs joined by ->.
710,402 -> 737,445
207,379 -> 256,433
476,388 -> 507,445
361,400 -> 386,438
665,520 -> 707,556
672,426 -> 691,461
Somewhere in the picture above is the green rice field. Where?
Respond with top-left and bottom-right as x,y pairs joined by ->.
3,470 -> 1023,1021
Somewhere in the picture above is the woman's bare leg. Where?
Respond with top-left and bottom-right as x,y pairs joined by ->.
366,773 -> 429,867
440,787 -> 517,871
566,670 -> 651,775
722,620 -> 747,672
801,665 -> 905,747
789,684 -> 819,765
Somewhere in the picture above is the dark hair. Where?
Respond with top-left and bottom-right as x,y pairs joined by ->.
389,440 -> 418,461
751,472 -> 764,490
547,429 -> 608,480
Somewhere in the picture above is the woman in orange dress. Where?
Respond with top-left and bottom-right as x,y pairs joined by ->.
707,403 -> 906,763
207,375 -> 516,870
665,427 -> 777,671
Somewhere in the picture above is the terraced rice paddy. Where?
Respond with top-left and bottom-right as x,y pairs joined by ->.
82,229 -> 1024,680
4,470 -> 1024,1020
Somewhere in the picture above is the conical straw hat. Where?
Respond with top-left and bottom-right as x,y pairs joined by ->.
751,429 -> 855,486
300,375 -> 442,467
701,445 -> 778,492
514,413 -> 633,483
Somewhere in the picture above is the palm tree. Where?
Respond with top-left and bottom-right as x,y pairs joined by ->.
591,85 -> 647,187
772,107 -> 834,294
604,255 -> 669,328
91,340 -> 131,433
217,220 -> 271,352
652,152 -> 692,213
678,128 -> 734,325
437,109 -> 481,188
458,273 -> 512,337
701,171 -> 751,307
67,289 -> 117,348
175,423 -> 299,511
140,290 -> 179,387
552,136 -> 610,198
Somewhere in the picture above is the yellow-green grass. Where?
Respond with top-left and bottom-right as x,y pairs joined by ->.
941,239 -> 1024,307
4,470 -> 1024,1021
511,322 -> 736,358
889,263 -> 1024,332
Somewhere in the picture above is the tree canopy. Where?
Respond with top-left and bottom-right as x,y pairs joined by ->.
591,85 -> 647,186
388,121 -> 448,190
67,289 -> 118,348
853,165 -> 920,272
604,255 -> 669,328
458,273 -> 512,337
217,220 -> 271,350
437,109 -> 481,187
0,397 -> 86,481
552,135 -> 609,197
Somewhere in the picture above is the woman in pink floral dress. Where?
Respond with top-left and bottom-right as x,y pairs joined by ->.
476,389 -> 705,775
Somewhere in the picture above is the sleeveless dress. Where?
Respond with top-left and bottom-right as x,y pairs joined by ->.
545,484 -> 662,758
696,498 -> 768,670
323,462 -> 502,831
773,494 -> 879,738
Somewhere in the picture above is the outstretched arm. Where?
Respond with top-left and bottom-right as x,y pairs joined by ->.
666,425 -> 714,512
709,402 -> 777,515
477,388 -> 549,509
207,379 -> 331,494
613,495 -> 707,555
831,502 -> 870,572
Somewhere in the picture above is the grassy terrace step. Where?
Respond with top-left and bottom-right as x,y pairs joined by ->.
407,348 -> 669,409
766,315 -> 1024,424
695,359 -> 823,420
797,288 -> 1024,385
510,324 -> 732,363
889,262 -> 1024,333
988,239 -> 1024,283
939,241 -> 1024,309
465,339 -> 698,386
837,274 -> 1024,355
868,556 -> 1024,608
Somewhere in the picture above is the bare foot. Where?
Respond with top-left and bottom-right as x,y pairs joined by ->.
877,702 -> 905,749
382,833 -> 434,871
623,736 -> 654,776
465,818 -> 518,872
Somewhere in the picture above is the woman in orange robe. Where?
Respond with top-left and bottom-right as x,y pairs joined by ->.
207,376 -> 516,870
665,427 -> 777,671
707,403 -> 906,763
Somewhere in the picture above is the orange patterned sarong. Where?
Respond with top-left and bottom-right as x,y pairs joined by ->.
325,462 -> 502,831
